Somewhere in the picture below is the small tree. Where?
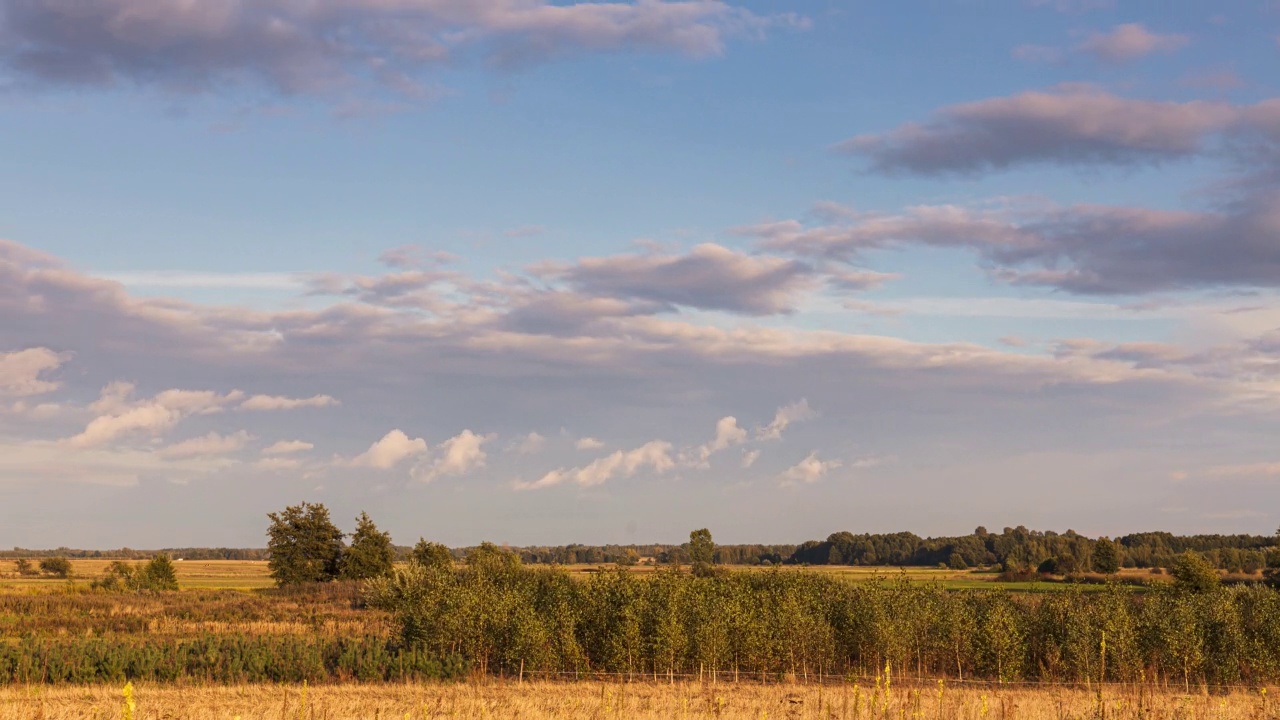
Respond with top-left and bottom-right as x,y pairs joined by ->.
342,511 -> 395,580
13,559 -> 34,576
39,557 -> 72,578
1172,552 -> 1220,593
142,554 -> 179,591
266,502 -> 345,586
689,528 -> 715,577
411,538 -> 454,570
1092,537 -> 1120,575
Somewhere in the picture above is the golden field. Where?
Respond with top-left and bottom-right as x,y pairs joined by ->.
0,682 -> 1274,720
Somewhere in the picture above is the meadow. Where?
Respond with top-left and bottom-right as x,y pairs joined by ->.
0,681 -> 1275,720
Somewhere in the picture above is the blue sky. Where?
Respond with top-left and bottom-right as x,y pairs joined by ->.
2,0 -> 1279,548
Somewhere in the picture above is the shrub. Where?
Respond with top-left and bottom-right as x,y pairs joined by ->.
38,557 -> 72,578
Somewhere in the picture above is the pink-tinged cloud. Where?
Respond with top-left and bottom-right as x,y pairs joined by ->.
1080,24 -> 1189,64
0,347 -> 68,397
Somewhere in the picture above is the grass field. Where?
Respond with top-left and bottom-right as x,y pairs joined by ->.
0,682 -> 1272,720
0,559 -> 1166,591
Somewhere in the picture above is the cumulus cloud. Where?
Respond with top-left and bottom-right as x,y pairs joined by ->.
0,347 -> 68,397
1080,23 -> 1189,63
239,394 -> 340,411
685,416 -> 747,467
349,429 -> 428,470
158,430 -> 252,460
835,86 -> 1258,175
262,439 -> 314,456
413,429 -> 493,483
67,384 -> 245,448
0,0 -> 803,100
518,439 -> 674,490
741,448 -> 760,468
777,451 -> 842,486
757,399 -> 816,441
545,243 -> 818,315
576,437 -> 605,450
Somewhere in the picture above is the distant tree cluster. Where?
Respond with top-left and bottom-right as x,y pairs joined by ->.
786,526 -> 1280,574
91,555 -> 179,592
265,504 -> 397,586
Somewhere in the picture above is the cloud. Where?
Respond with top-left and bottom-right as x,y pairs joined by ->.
0,347 -> 68,397
67,384 -> 245,448
686,416 -> 747,467
757,399 -> 816,441
413,429 -> 493,483
508,431 -> 546,455
239,394 -> 340,411
545,243 -> 817,315
741,448 -> 760,468
158,430 -> 252,460
518,439 -> 674,490
262,439 -> 314,456
0,0 -> 803,100
746,192 -> 1280,296
576,437 -> 605,450
835,86 -> 1252,175
349,429 -> 428,470
777,451 -> 842,486
1080,24 -> 1189,63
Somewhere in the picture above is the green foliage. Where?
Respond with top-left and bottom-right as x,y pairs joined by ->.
411,539 -> 453,570
266,502 -> 345,586
1172,552 -> 1220,594
12,559 -> 34,576
1036,557 -> 1058,574
341,512 -> 394,581
38,557 -> 71,578
688,529 -> 715,578
366,560 -> 1280,685
91,555 -> 179,592
1092,538 -> 1120,574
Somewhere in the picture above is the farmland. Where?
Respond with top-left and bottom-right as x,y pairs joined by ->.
0,681 -> 1275,720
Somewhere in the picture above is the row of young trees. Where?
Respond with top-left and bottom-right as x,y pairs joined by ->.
366,546 -> 1280,686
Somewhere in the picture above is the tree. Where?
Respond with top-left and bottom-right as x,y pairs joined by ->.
266,502 -> 345,586
39,557 -> 71,578
689,528 -> 715,577
142,554 -> 179,590
412,538 -> 454,570
1172,552 -> 1220,593
13,559 -> 34,576
1092,537 -> 1120,575
342,511 -> 395,580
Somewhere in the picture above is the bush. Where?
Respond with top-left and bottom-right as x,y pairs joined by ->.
38,557 -> 72,578
1172,552 -> 1220,593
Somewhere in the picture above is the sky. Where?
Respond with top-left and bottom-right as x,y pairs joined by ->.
2,0 -> 1280,549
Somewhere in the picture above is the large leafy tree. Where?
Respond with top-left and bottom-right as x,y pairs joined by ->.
689,528 -> 715,577
342,511 -> 395,580
1092,537 -> 1120,575
266,502 -> 345,585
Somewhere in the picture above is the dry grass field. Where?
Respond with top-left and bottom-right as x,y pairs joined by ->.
0,559 -> 1167,592
0,682 -> 1273,720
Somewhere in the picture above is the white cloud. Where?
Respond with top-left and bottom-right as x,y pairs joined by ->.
576,437 -> 606,450
757,399 -> 816,441
0,347 -> 69,397
741,448 -> 761,468
262,439 -> 315,456
518,440 -> 674,490
413,429 -> 493,483
1080,23 -> 1189,63
67,384 -> 245,448
778,451 -> 843,486
686,416 -> 748,467
240,394 -> 339,411
349,429 -> 429,470
158,431 -> 253,460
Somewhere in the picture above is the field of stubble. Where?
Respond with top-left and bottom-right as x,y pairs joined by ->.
0,683 -> 1274,720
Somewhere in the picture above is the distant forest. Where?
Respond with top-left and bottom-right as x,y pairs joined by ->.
6,525 -> 1279,572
